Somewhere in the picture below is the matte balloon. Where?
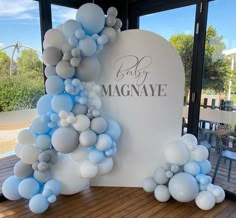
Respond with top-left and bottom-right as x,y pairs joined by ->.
71,48 -> 81,57
79,130 -> 97,147
43,46 -> 62,66
18,178 -> 40,199
96,134 -> 112,151
34,170 -> 52,183
14,161 -> 33,179
45,75 -> 64,95
36,134 -> 51,150
113,18 -> 122,30
183,160 -> 201,176
107,7 -> 118,17
181,134 -> 198,151
153,168 -> 169,185
195,191 -> 216,210
63,19 -> 81,38
20,145 -> 40,164
164,140 -> 190,165
36,95 -> 53,116
56,60 -> 75,79
154,185 -> 170,202
38,162 -> 49,171
51,127 -> 79,153
78,36 -> 97,57
143,177 -> 157,192
168,172 -> 199,202
90,117 -> 107,134
70,57 -> 81,67
88,149 -> 105,164
104,120 -> 121,141
75,57 -> 100,82
31,117 -> 50,134
45,65 -> 56,77
106,15 -> 116,27
51,94 -> 73,113
101,27 -> 117,43
29,194 -> 49,214
212,186 -> 225,203
18,129 -> 36,145
191,145 -> 209,161
44,179 -> 61,195
97,157 -> 113,175
76,3 -> 105,34
198,160 -> 211,174
80,160 -> 98,178
71,146 -> 89,162
51,157 -> 89,195
44,29 -> 65,50
73,114 -> 90,132
47,195 -> 57,203
2,176 -> 22,200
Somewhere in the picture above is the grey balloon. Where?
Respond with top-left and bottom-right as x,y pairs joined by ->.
43,46 -> 62,66
14,161 -> 33,179
34,170 -> 52,183
72,104 -> 88,115
90,117 -> 107,134
79,130 -> 97,147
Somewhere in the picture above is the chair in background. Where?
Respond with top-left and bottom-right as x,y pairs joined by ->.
212,134 -> 236,183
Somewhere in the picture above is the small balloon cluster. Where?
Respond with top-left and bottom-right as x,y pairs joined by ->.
2,3 -> 121,214
143,134 -> 225,210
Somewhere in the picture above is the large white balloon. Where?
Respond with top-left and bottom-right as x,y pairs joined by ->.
164,140 -> 190,165
71,146 -> 89,162
168,172 -> 199,202
191,145 -> 209,161
80,160 -> 98,178
51,156 -> 89,195
195,191 -> 216,210
18,129 -> 36,145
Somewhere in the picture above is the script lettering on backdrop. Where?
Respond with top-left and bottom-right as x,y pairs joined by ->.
101,55 -> 167,97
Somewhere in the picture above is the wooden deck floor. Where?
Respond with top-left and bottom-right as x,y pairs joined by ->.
0,154 -> 236,217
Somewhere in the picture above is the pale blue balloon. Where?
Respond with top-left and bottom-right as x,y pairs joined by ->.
76,3 -> 105,35
29,194 -> 49,214
18,178 -> 40,199
45,75 -> 64,95
183,161 -> 200,176
2,176 -> 22,200
44,179 -> 61,195
196,174 -> 210,185
88,149 -> 105,164
31,117 -> 50,134
78,36 -> 97,57
198,160 -> 211,174
96,134 -> 112,151
36,95 -> 53,116
51,94 -> 73,113
36,134 -> 51,150
47,194 -> 57,203
104,120 -> 121,141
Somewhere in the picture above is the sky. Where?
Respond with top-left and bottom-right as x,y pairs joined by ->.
0,0 -> 235,57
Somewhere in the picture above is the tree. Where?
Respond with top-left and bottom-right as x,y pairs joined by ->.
0,51 -> 10,77
169,26 -> 230,94
16,49 -> 43,80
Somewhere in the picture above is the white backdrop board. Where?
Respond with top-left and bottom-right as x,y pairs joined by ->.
91,29 -> 185,187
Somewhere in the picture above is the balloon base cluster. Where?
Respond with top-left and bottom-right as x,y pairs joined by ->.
2,3 -> 122,214
143,134 -> 225,210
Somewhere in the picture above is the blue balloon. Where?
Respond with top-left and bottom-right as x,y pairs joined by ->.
104,120 -> 121,141
47,194 -> 57,203
51,94 -> 73,113
78,36 -> 97,56
88,149 -> 105,164
29,194 -> 49,214
198,160 -> 211,174
184,161 -> 200,176
2,176 -> 22,200
31,117 -> 50,134
196,174 -> 210,185
18,178 -> 40,199
45,75 -> 64,95
76,3 -> 105,34
44,179 -> 61,195
36,95 -> 53,116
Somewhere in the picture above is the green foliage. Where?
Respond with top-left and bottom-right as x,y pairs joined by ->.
169,26 -> 230,94
0,51 -> 11,78
0,76 -> 44,112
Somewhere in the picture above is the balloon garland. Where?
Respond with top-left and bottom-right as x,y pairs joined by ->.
143,134 -> 225,210
2,3 -> 122,214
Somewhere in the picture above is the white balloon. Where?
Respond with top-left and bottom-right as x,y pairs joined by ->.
44,29 -> 65,50
181,134 -> 198,147
164,140 -> 190,165
15,143 -> 25,158
20,145 -> 40,164
80,160 -> 98,178
154,185 -> 170,202
90,117 -> 107,134
70,146 -> 89,162
63,19 -> 81,38
211,186 -> 225,203
51,156 -> 89,195
79,130 -> 97,147
18,129 -> 36,145
153,168 -> 169,185
195,191 -> 216,210
168,172 -> 199,202
97,158 -> 113,175
73,115 -> 90,132
56,60 -> 75,79
101,27 -> 117,43
191,145 -> 209,161
143,177 -> 157,192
